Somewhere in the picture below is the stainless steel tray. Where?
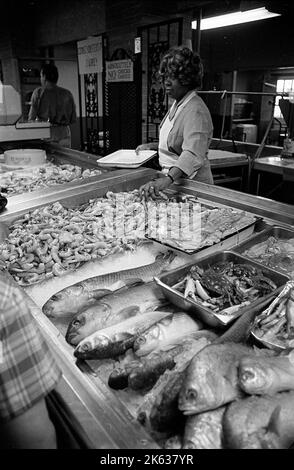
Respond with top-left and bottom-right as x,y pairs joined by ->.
249,280 -> 294,352
147,209 -> 261,255
96,149 -> 157,168
250,329 -> 287,352
233,225 -> 294,254
233,225 -> 294,276
154,250 -> 290,328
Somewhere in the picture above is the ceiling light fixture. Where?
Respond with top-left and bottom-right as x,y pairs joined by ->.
192,7 -> 281,31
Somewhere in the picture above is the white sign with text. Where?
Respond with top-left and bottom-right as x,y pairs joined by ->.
77,36 -> 103,74
106,60 -> 133,82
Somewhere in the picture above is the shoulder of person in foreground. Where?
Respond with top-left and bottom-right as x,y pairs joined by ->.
0,276 -> 61,448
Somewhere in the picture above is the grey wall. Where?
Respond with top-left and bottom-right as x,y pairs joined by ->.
32,0 -> 106,47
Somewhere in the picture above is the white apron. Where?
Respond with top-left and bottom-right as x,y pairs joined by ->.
158,91 -> 196,176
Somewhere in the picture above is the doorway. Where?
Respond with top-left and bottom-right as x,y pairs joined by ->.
137,18 -> 183,145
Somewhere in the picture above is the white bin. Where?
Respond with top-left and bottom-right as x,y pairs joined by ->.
236,124 -> 258,143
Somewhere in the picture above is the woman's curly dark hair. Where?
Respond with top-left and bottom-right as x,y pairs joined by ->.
159,46 -> 203,89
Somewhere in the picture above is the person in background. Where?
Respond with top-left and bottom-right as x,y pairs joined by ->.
29,64 -> 77,148
137,46 -> 214,199
0,239 -> 61,448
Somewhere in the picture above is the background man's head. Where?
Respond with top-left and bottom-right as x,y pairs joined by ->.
40,64 -> 59,86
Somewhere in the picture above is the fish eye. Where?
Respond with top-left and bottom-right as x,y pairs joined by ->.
135,336 -> 146,346
50,294 -> 60,301
72,319 -> 81,327
81,343 -> 90,351
74,286 -> 84,295
241,370 -> 255,381
187,388 -> 198,401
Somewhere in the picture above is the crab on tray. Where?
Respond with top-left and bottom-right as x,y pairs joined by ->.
250,281 -> 294,350
154,251 -> 290,328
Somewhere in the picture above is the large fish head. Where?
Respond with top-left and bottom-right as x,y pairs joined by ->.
238,357 -> 272,395
74,331 -> 133,360
65,303 -> 110,346
42,285 -> 88,318
178,367 -> 228,415
133,324 -> 161,357
74,333 -> 111,360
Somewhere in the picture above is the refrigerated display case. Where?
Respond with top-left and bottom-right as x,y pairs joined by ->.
1,166 -> 294,448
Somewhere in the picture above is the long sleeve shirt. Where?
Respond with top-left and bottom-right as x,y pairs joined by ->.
0,273 -> 61,422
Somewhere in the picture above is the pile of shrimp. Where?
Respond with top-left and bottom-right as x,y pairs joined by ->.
0,164 -> 102,196
0,190 -> 146,285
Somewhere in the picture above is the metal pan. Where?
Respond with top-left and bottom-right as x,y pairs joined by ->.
250,330 -> 287,352
233,225 -> 294,254
154,250 -> 290,328
147,205 -> 261,255
232,225 -> 294,277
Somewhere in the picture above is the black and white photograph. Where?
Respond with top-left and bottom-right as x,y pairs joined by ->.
0,0 -> 294,455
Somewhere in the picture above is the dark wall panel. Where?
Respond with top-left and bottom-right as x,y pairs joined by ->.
198,15 -> 294,72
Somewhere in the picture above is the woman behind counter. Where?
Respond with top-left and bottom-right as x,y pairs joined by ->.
137,46 -> 214,199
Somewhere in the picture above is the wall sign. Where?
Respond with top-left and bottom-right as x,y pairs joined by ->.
77,36 -> 103,74
106,60 -> 133,82
134,37 -> 141,54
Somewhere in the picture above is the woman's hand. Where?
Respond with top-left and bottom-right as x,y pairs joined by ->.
135,143 -> 158,155
139,176 -> 171,200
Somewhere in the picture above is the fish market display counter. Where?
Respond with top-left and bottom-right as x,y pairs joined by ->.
0,142 -> 108,200
1,167 -> 294,449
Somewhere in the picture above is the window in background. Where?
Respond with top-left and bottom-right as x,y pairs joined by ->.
274,79 -> 294,118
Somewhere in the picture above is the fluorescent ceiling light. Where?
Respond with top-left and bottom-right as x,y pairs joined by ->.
192,7 -> 281,30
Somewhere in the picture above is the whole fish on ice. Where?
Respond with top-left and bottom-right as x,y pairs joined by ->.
178,343 -> 266,415
133,312 -> 207,357
182,407 -> 226,449
136,337 -> 213,433
238,349 -> 294,396
223,391 -> 294,449
42,251 -> 175,318
73,310 -> 171,360
66,281 -> 167,345
146,337 -> 213,433
108,346 -> 183,391
149,369 -> 186,434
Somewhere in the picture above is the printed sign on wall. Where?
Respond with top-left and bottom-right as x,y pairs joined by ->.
77,36 -> 103,74
106,60 -> 133,82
